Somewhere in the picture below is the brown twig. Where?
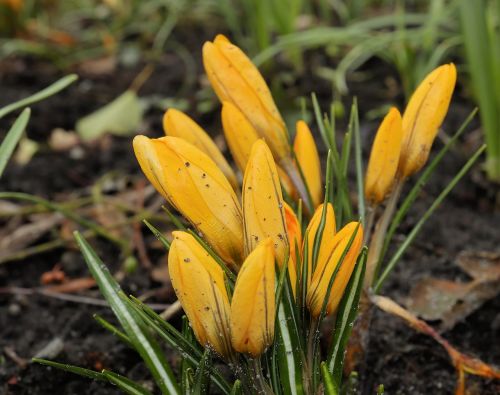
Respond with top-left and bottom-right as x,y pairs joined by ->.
371,294 -> 500,395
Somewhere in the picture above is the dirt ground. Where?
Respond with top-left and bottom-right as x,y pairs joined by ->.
1,45 -> 499,394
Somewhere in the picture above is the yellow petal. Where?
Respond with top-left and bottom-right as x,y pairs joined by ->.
230,238 -> 275,357
365,107 -> 403,204
307,222 -> 363,318
303,203 -> 336,284
203,35 -> 290,162
284,202 -> 302,296
242,140 -> 289,266
133,135 -> 243,266
163,108 -> 238,189
221,101 -> 259,173
294,120 -> 322,208
398,64 -> 457,178
168,231 -> 232,357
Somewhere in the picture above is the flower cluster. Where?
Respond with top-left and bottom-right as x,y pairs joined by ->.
133,34 -> 456,372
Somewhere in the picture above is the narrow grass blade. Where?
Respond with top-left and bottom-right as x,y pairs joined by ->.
351,99 -> 365,226
192,349 -> 211,395
0,108 -> 30,178
127,297 -> 231,395
32,358 -> 104,381
230,380 -> 242,395
0,192 -> 123,247
181,317 -> 195,394
327,248 -> 367,383
143,220 -> 171,250
102,370 -> 154,395
93,314 -> 133,348
74,232 -> 180,395
321,362 -> 339,395
374,145 -> 486,292
0,75 -> 78,119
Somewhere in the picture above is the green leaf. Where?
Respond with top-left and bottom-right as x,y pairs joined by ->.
327,248 -> 367,384
32,358 -> 104,381
181,317 -> 195,395
321,362 -> 339,395
374,145 -> 487,292
229,380 -> 242,395
102,370 -> 154,395
126,297 -> 231,395
74,232 -> 180,395
93,314 -> 134,348
143,220 -> 171,250
0,108 -> 30,178
76,90 -> 143,141
191,349 -> 211,395
0,75 -> 78,119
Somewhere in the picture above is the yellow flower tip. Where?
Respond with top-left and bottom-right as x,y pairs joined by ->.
221,101 -> 259,173
294,120 -> 322,207
304,202 -> 336,283
365,107 -> 403,205
284,202 -> 301,296
168,231 -> 232,358
162,108 -> 238,189
230,238 -> 276,357
243,140 -> 289,266
133,135 -> 243,267
202,35 -> 290,162
398,63 -> 457,178
307,222 -> 364,318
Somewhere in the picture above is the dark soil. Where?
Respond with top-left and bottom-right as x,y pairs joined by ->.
1,45 -> 499,395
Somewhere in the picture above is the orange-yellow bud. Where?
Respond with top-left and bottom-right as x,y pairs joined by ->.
242,140 -> 289,266
203,35 -> 290,162
294,120 -> 322,208
398,64 -> 457,178
307,222 -> 363,318
168,231 -> 232,358
133,135 -> 243,266
163,108 -> 238,189
284,202 -> 302,295
365,107 -> 403,204
303,203 -> 336,283
230,238 -> 275,357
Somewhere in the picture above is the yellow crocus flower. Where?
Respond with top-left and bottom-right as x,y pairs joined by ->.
303,203 -> 336,283
230,238 -> 275,357
163,108 -> 238,189
242,140 -> 289,266
398,64 -> 457,178
307,222 -> 363,318
168,231 -> 232,358
203,35 -> 290,163
294,120 -> 322,208
365,107 -> 403,205
133,135 -> 243,266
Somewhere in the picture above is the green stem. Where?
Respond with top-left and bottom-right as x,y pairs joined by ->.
364,181 -> 403,289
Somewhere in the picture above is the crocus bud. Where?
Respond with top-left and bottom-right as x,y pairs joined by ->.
163,108 -> 238,189
221,101 -> 259,173
284,202 -> 302,294
303,203 -> 336,283
133,135 -> 243,266
221,101 -> 296,197
230,238 -> 275,357
294,120 -> 322,208
203,35 -> 290,162
398,64 -> 457,178
168,231 -> 232,358
307,222 -> 363,318
242,140 -> 289,266
365,107 -> 403,205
